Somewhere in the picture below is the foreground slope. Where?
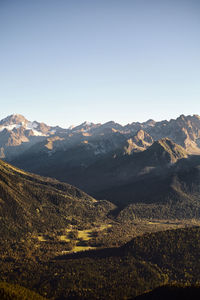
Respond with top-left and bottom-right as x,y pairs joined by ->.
1,226 -> 200,299
0,159 -> 200,299
0,159 -> 114,239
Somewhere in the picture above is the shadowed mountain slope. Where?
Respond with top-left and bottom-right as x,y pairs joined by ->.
100,154 -> 200,219
98,152 -> 200,207
133,285 -> 200,300
0,159 -> 114,239
7,136 -> 200,220
11,138 -> 189,196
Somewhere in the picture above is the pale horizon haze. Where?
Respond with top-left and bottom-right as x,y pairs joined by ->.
0,0 -> 200,127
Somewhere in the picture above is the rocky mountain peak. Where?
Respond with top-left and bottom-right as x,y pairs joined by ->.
149,138 -> 188,164
135,129 -> 150,140
101,121 -> 124,131
71,121 -> 99,132
0,114 -> 28,126
1,112 -> 200,162
124,130 -> 154,154
193,114 -> 200,120
142,119 -> 156,127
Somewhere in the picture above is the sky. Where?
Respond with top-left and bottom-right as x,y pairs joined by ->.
0,0 -> 200,127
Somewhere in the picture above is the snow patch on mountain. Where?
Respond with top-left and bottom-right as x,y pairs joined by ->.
26,122 -> 48,136
27,122 -> 38,130
0,122 -> 48,136
31,129 -> 47,136
0,124 -> 21,132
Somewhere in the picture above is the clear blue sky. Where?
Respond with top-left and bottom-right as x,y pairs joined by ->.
0,0 -> 200,127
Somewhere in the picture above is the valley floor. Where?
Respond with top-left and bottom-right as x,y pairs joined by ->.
1,219 -> 200,299
21,219 -> 200,256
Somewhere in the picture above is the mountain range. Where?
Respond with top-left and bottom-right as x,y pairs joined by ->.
0,113 -> 200,217
1,113 -> 200,162
1,113 -> 200,299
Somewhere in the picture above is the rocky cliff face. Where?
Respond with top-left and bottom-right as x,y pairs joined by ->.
124,130 -> 154,154
0,114 -> 65,159
145,114 -> 200,154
